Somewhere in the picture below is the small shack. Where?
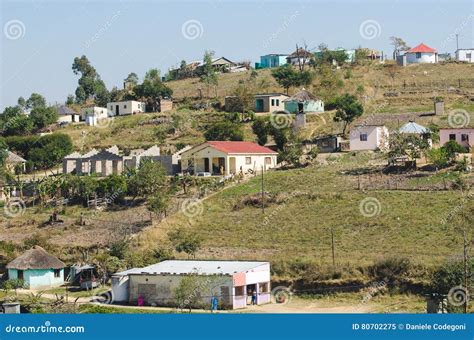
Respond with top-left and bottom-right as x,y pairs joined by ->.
283,89 -> 324,114
6,246 -> 65,289
112,260 -> 271,309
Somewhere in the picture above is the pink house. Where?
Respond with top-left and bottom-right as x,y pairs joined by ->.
349,125 -> 389,151
439,128 -> 473,149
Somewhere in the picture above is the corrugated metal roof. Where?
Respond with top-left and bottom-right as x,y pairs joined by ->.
399,122 -> 430,134
120,260 -> 269,276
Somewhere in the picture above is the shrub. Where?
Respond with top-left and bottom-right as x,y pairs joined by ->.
368,257 -> 411,283
204,121 -> 244,141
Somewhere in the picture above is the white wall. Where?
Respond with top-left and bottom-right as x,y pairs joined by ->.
406,52 -> 437,64
350,126 -> 389,151
107,101 -> 145,116
456,49 -> 474,63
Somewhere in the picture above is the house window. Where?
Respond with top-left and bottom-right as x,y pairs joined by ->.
124,105 -> 127,109
360,133 -> 368,141
260,282 -> 269,293
110,105 -> 113,110
265,157 -> 272,165
235,286 -> 245,296
467,53 -> 472,59
271,99 -> 275,106
416,52 -> 421,58
245,157 -> 252,164
276,99 -> 279,106
17,270 -> 24,281
449,134 -> 456,141
54,269 -> 61,278
461,134 -> 469,142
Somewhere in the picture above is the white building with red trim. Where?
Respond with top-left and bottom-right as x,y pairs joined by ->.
405,43 -> 438,64
180,141 -> 278,175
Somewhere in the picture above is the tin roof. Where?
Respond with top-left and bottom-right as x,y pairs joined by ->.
399,121 -> 430,134
117,260 -> 269,276
206,141 -> 277,154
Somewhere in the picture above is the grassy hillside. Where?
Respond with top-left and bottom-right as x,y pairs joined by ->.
138,152 -> 473,281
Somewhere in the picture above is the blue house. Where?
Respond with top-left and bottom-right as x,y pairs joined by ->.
255,54 -> 288,69
283,89 -> 324,114
7,246 -> 65,289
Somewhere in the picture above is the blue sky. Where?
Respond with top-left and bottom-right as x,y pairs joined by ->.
1,0 -> 473,110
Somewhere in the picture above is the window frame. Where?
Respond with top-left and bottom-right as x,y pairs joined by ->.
245,157 -> 252,165
360,133 -> 368,142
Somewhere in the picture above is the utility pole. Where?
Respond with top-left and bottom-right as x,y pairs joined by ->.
456,34 -> 459,52
331,228 -> 335,268
463,229 -> 469,313
261,166 -> 264,214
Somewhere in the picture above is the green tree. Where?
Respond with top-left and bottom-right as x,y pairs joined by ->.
333,94 -> 364,135
173,273 -> 202,312
204,121 -> 244,141
168,228 -> 202,259
426,148 -> 449,169
25,93 -> 46,110
30,106 -> 58,129
252,118 -> 270,145
442,140 -> 467,162
147,191 -> 170,218
200,50 -> 218,98
134,69 -> 173,112
124,72 -> 139,87
127,160 -> 166,199
390,36 -> 410,58
388,133 -> 430,164
72,55 -> 109,106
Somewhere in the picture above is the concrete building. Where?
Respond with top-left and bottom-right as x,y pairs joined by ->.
81,106 -> 110,126
112,260 -> 271,309
287,48 -> 313,66
7,246 -> 65,289
254,93 -> 288,113
350,125 -> 389,151
180,141 -> 278,175
255,54 -> 288,69
107,101 -> 146,116
56,105 -> 81,124
283,89 -> 324,114
455,48 -> 474,63
404,43 -> 438,64
440,128 -> 473,150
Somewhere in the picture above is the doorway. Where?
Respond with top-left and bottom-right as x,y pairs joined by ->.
255,99 -> 264,112
115,105 -> 119,116
246,284 -> 257,305
204,158 -> 210,172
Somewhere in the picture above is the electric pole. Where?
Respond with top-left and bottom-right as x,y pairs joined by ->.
261,166 -> 264,214
456,34 -> 459,52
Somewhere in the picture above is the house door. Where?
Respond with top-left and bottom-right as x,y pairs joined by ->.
255,99 -> 264,112
17,270 -> 24,281
115,105 -> 119,116
298,103 -> 304,114
204,158 -> 210,172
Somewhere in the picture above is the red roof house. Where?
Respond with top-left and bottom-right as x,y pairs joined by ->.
180,141 -> 278,175
405,43 -> 438,64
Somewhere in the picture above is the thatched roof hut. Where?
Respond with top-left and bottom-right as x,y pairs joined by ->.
7,246 -> 65,270
284,89 -> 321,103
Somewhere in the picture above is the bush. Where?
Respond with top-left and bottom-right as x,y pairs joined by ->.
368,257 -> 411,283
204,121 -> 244,141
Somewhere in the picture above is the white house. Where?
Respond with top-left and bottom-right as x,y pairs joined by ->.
349,125 -> 389,151
405,43 -> 438,64
107,100 -> 145,116
111,260 -> 271,309
80,106 -> 110,126
455,49 -> 474,63
440,128 -> 474,150
180,141 -> 278,175
287,48 -> 313,66
56,105 -> 81,124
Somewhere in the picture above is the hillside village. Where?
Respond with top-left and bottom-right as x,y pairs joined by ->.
1,37 -> 474,314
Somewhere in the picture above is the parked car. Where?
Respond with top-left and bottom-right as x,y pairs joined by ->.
197,172 -> 212,177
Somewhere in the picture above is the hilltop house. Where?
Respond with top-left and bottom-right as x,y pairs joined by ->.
403,43 -> 438,64
440,128 -> 473,150
255,54 -> 288,69
350,125 -> 389,151
180,141 -> 278,175
7,246 -> 65,289
254,93 -> 288,113
111,260 -> 271,309
107,101 -> 145,116
56,105 -> 81,124
168,57 -> 236,80
283,89 -> 324,114
287,48 -> 313,66
455,48 -> 474,63
81,106 -> 110,126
